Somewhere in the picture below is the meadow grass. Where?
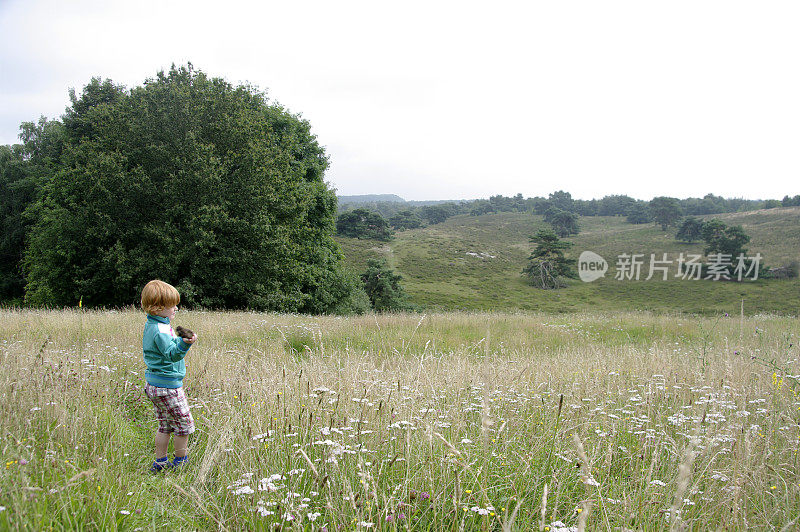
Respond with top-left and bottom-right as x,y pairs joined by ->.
0,309 -> 799,530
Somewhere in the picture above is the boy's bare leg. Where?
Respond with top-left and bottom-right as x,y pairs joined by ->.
173,435 -> 189,458
155,431 -> 170,459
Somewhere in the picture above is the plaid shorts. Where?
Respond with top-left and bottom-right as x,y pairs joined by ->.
144,383 -> 195,436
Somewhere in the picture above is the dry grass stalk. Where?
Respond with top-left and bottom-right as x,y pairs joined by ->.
668,432 -> 700,532
168,479 -> 229,532
539,482 -> 548,532
194,414 -> 232,486
577,501 -> 592,532
502,497 -> 523,532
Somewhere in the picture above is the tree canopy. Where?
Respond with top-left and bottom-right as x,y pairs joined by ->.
649,196 -> 683,231
388,209 -> 423,230
701,219 -> 750,257
543,207 -> 580,237
336,208 -> 393,240
360,258 -> 409,312
522,229 -> 576,289
675,216 -> 704,243
625,202 -> 652,224
10,65 -> 352,312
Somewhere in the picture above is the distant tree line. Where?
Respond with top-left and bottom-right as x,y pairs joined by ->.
339,191 -> 798,231
335,202 -> 463,237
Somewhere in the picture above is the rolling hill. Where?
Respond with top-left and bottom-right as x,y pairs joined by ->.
335,206 -> 800,315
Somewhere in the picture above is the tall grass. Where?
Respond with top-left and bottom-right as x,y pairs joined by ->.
0,309 -> 798,530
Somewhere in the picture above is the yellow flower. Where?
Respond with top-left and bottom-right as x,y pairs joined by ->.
465,490 -> 472,494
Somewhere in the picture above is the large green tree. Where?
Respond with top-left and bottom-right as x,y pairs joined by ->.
522,229 -> 576,289
675,216 -> 704,243
625,202 -> 651,224
547,190 -> 575,212
0,145 -> 29,302
649,196 -> 683,231
21,65 -> 350,312
388,209 -> 423,230
419,203 -> 458,225
698,219 -> 760,280
360,258 -> 408,312
701,219 -> 750,257
0,118 -> 66,303
336,208 -> 393,240
543,207 -> 580,237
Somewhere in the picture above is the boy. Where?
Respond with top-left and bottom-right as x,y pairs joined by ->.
140,280 -> 197,472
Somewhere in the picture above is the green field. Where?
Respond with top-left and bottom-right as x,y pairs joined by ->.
1,309 -> 798,530
337,207 -> 800,315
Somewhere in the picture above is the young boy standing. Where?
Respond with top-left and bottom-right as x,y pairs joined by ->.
140,280 -> 197,472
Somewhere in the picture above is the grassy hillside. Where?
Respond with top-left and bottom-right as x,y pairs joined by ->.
336,207 -> 800,315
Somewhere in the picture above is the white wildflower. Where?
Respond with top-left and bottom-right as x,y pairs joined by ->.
583,475 -> 600,487
549,520 -> 578,531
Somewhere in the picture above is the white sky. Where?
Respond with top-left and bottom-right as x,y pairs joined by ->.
1,0 -> 798,201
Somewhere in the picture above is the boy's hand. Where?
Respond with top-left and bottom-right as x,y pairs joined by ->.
175,326 -> 197,345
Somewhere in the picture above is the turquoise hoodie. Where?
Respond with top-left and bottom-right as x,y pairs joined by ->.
142,314 -> 191,388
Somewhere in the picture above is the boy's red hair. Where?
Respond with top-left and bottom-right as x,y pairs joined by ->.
141,280 -> 180,314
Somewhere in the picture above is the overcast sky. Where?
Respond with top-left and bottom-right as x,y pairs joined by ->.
1,0 -> 798,201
